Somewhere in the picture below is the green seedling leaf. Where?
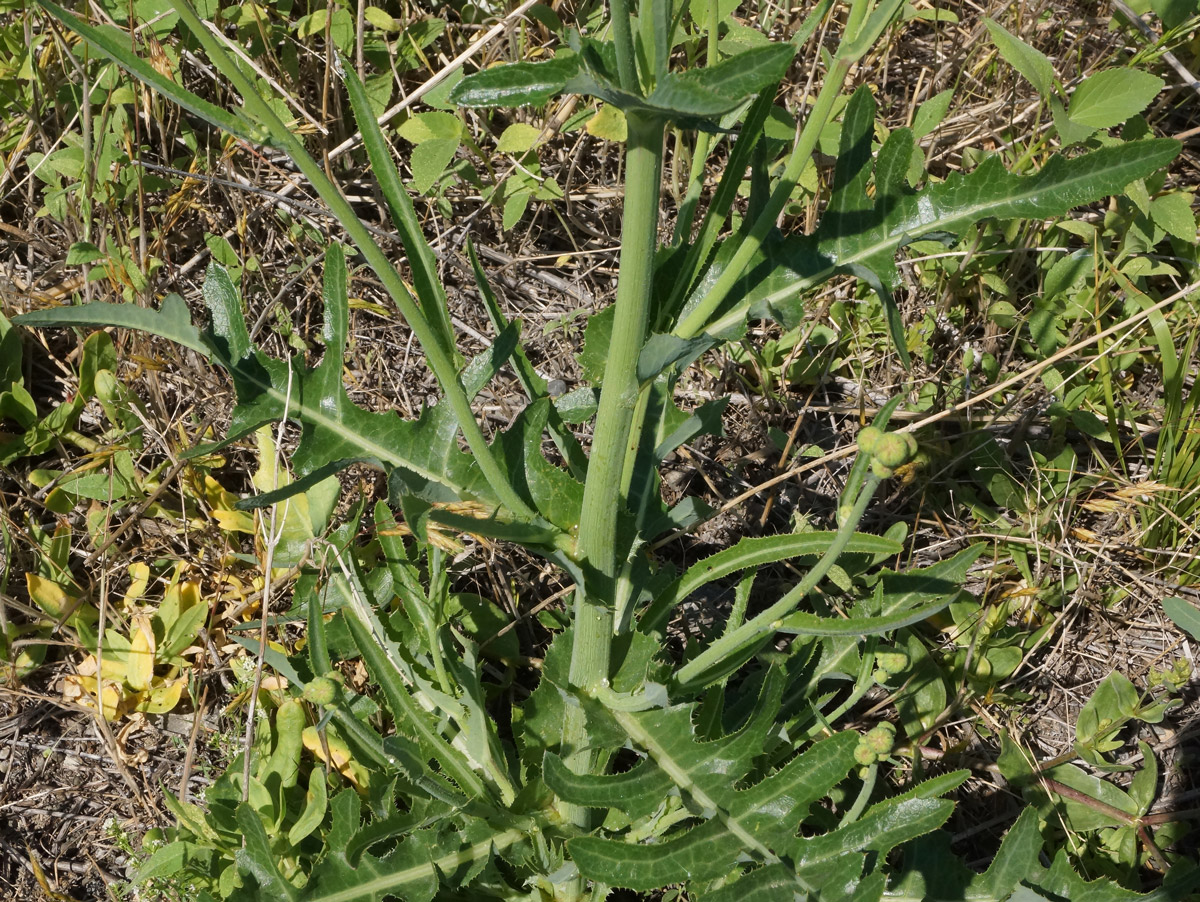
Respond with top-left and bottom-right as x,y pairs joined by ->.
496,122 -> 543,153
1163,596 -> 1200,639
984,18 -> 1055,97
14,294 -> 209,357
450,54 -> 582,107
1050,95 -> 1097,145
1068,69 -> 1164,129
586,103 -> 627,141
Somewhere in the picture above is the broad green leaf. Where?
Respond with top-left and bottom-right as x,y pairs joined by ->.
14,294 -> 209,357
636,332 -> 714,384
1034,849 -> 1181,901
1068,69 -> 1164,129
984,18 -> 1055,96
979,806 -> 1043,899
912,88 -> 955,138
234,804 -> 300,901
136,842 -> 191,883
450,55 -> 581,108
1150,192 -> 1196,242
689,85 -> 1179,340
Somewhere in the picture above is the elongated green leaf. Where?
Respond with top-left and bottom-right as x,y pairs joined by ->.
686,86 -> 1179,339
776,599 -> 957,637
36,0 -> 258,142
193,249 -> 497,509
1163,596 -> 1200,640
343,62 -> 458,362
14,295 -> 209,357
984,18 -> 1055,96
331,556 -> 490,801
641,531 -> 903,633
792,797 -> 955,867
568,672 -> 866,891
450,54 -> 581,107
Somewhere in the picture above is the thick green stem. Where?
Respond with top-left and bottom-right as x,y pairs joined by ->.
560,111 -> 664,813
673,472 -> 883,690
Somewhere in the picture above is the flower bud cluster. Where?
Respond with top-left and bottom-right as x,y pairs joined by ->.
857,426 -> 918,478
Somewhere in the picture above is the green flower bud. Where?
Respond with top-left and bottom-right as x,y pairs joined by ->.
858,426 -> 883,454
871,458 -> 895,479
864,722 -> 896,757
854,743 -> 878,766
875,650 -> 910,675
303,676 -> 340,708
874,432 -> 911,468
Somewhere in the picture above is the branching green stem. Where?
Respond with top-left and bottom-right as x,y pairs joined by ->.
673,52 -> 852,339
674,472 -> 883,690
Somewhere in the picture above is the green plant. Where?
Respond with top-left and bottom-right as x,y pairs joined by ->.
14,0 -> 1197,900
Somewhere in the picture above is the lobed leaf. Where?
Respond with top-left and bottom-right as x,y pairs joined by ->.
14,294 -> 209,357
685,86 -> 1180,343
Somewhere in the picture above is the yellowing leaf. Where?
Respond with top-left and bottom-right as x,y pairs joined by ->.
126,615 -> 156,691
303,726 -> 369,789
26,573 -> 71,618
585,104 -> 626,142
124,562 -> 151,604
211,507 -> 256,534
63,673 -> 125,721
138,677 -> 185,714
